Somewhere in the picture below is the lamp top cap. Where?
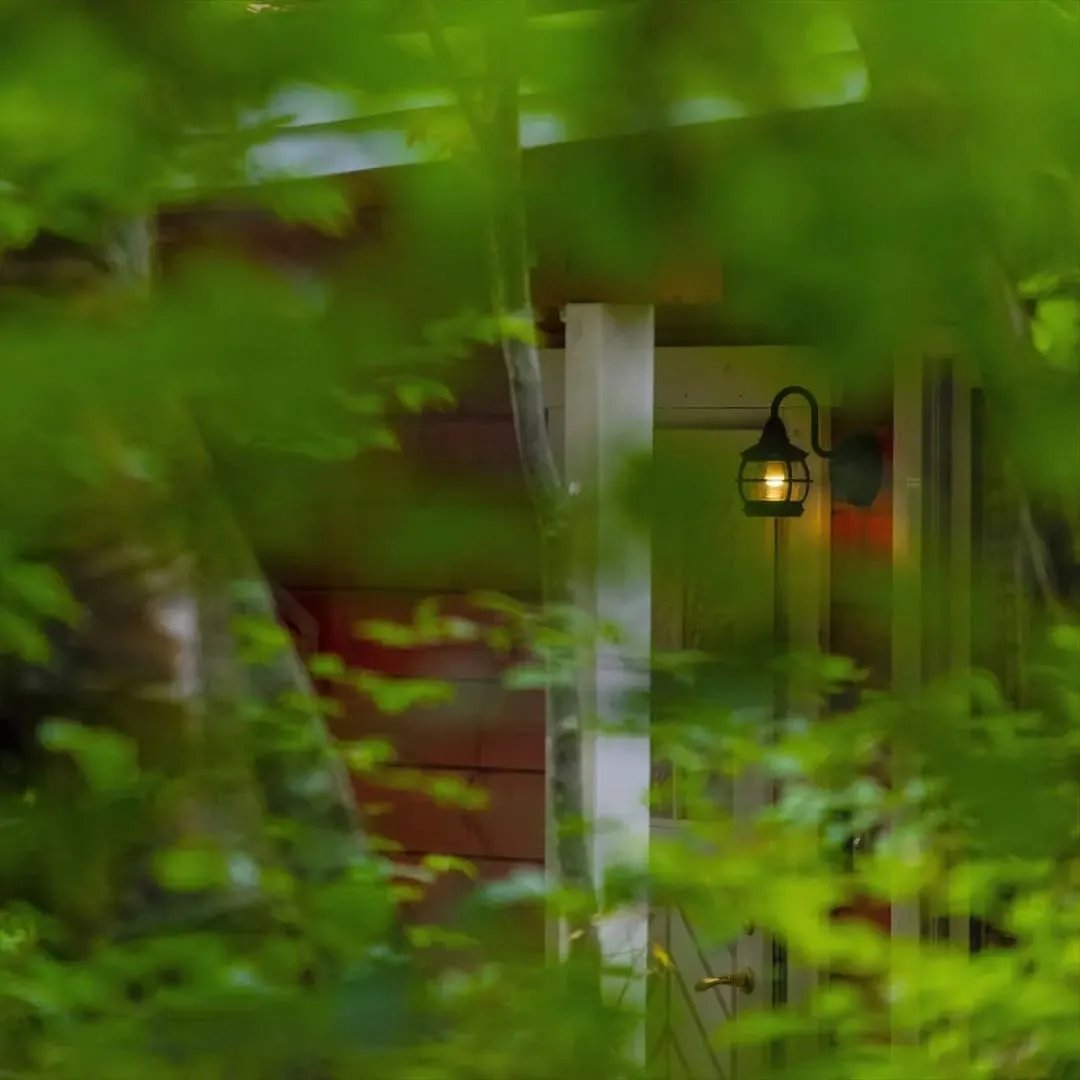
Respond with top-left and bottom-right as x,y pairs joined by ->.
740,415 -> 808,463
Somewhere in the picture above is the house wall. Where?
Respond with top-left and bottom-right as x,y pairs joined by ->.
160,212 -> 548,938
829,410 -> 895,693
163,206 -> 899,956
828,397 -> 894,937
277,409 -> 548,941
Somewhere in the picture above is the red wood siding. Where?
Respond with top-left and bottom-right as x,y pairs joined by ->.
831,423 -> 893,555
283,586 -> 546,930
269,376 -> 547,938
274,417 -> 542,595
354,770 -> 546,863
830,420 -> 894,691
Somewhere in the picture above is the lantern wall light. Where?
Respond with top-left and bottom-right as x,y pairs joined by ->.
738,385 -> 883,518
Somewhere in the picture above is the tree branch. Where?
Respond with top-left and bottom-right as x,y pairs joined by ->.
420,0 -> 597,966
417,0 -> 488,154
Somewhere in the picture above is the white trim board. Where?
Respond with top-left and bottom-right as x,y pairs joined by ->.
540,346 -> 831,411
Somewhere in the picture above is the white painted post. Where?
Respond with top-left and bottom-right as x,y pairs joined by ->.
561,304 -> 654,1059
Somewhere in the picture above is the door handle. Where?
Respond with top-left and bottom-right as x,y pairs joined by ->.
695,968 -> 755,995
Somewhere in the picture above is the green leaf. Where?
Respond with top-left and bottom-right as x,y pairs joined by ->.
406,924 -> 475,950
252,177 -> 353,235
474,869 -> 550,908
396,379 -> 456,413
0,191 -> 37,247
717,1008 -> 811,1047
1050,623 -> 1080,652
469,591 -> 529,618
503,664 -> 551,690
426,774 -> 488,810
233,613 -> 292,664
308,652 -> 346,680
352,671 -> 455,714
820,653 -> 867,687
153,845 -> 232,894
340,738 -> 396,774
419,853 -> 478,880
487,313 -> 539,346
1032,295 -> 1080,370
354,426 -> 400,452
413,597 -> 442,639
38,720 -> 140,794
0,610 -> 51,663
3,561 -> 80,624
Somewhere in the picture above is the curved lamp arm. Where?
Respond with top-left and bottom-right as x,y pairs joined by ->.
769,385 -> 832,459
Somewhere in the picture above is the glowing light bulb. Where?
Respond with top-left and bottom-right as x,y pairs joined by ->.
763,463 -> 787,501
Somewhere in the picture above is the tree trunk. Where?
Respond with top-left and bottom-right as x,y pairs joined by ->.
483,4 -> 598,960
114,219 -> 368,877
40,219 -> 370,939
419,0 -> 596,958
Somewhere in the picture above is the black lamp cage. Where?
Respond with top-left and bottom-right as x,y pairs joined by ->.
738,385 -> 883,519
738,415 -> 812,517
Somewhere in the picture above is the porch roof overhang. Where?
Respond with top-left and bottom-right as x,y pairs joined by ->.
164,103 -> 878,335
200,1 -> 870,186
161,3 -> 871,330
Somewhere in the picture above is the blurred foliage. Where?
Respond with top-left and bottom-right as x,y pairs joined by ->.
0,0 -> 1077,1079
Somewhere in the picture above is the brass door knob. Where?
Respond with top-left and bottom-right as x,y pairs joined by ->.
694,968 -> 755,995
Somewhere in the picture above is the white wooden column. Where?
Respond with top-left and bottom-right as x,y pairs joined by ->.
560,303 -> 653,1051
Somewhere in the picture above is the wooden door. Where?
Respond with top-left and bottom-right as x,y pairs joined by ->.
647,424 -> 821,1080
